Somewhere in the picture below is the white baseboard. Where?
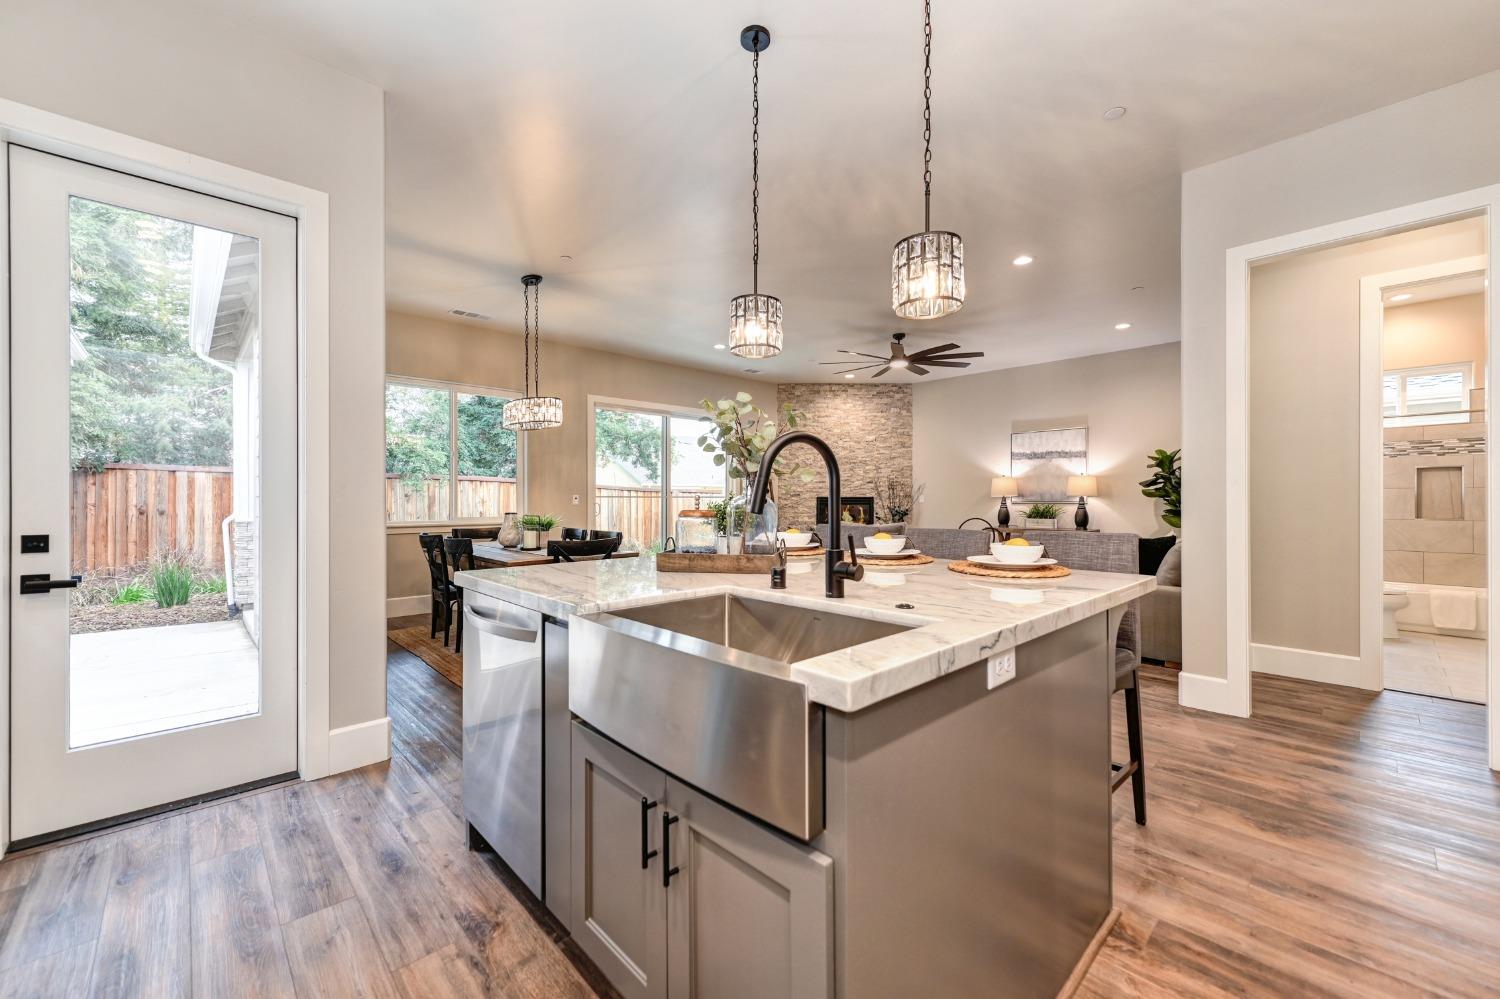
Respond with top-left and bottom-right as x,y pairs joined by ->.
1251,642 -> 1376,690
327,716 -> 391,774
387,595 -> 428,618
1178,671 -> 1249,717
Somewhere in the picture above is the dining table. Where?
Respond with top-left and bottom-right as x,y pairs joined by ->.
470,541 -> 639,569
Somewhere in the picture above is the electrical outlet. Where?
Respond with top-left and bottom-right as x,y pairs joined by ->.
572,494 -> 581,505
987,649 -> 1016,690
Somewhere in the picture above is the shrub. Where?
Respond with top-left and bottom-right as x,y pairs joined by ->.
194,575 -> 228,595
111,582 -> 149,605
149,556 -> 194,608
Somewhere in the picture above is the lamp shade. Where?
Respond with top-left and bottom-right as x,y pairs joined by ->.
1066,475 -> 1099,498
990,476 -> 1019,498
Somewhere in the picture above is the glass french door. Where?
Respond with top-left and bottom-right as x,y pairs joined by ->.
592,405 -> 726,551
8,146 -> 298,842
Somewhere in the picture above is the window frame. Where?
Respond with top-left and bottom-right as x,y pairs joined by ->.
384,375 -> 526,528
1382,361 -> 1475,427
586,395 -> 729,547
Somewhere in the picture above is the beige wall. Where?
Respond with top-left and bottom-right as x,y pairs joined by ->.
386,310 -> 767,604
1182,69 -> 1500,683
912,343 -> 1181,537
1248,219 -> 1485,657
1383,293 -> 1487,385
0,0 -> 388,730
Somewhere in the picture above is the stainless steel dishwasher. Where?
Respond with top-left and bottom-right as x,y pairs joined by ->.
462,590 -> 545,898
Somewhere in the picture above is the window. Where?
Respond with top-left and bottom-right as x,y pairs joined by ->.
591,401 -> 727,551
1383,363 -> 1474,427
385,378 -> 521,524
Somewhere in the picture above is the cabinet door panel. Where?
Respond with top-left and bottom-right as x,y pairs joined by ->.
665,778 -> 833,999
571,723 -> 668,999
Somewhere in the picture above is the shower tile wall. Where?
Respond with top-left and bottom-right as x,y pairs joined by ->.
1384,410 -> 1487,585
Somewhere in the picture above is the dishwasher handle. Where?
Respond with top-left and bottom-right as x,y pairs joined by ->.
464,605 -> 539,644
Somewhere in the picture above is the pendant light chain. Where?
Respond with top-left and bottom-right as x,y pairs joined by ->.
504,273 -> 562,430
922,0 -> 933,232
751,45 -> 760,296
521,277 -> 531,398
531,278 -> 541,395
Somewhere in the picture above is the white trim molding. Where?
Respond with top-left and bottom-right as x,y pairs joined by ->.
1178,671 -> 1248,718
1251,643 -> 1370,689
387,595 -> 431,618
328,717 -> 392,774
1220,182 -> 1500,770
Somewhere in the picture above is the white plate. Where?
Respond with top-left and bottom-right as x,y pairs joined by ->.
781,542 -> 821,552
856,548 -> 921,559
967,555 -> 1058,568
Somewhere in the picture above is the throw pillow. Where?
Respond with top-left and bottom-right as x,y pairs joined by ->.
1156,542 -> 1183,587
1138,534 -> 1177,576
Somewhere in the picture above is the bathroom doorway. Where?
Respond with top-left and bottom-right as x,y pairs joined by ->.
1368,259 -> 1489,704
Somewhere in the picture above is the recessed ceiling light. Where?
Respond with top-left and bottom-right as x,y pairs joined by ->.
844,373 -> 855,379
1114,322 -> 1132,331
1389,292 -> 1413,303
1103,106 -> 1127,121
559,254 -> 573,262
1012,254 -> 1034,266
713,343 -> 727,350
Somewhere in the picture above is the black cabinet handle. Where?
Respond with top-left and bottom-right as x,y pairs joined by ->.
640,797 -> 659,869
662,812 -> 681,887
20,573 -> 82,595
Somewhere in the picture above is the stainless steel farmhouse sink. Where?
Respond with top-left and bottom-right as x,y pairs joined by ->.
569,593 -> 916,839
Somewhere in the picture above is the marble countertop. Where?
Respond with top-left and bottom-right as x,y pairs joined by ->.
455,555 -> 1154,712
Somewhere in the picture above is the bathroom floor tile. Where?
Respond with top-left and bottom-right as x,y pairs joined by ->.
1383,632 -> 1486,704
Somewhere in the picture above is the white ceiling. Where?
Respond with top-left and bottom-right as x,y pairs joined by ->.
194,0 -> 1500,381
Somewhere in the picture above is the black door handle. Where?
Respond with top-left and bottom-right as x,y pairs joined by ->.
20,573 -> 82,595
640,797 -> 659,869
662,812 -> 680,887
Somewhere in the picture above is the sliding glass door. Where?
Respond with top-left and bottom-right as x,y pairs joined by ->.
592,404 -> 726,551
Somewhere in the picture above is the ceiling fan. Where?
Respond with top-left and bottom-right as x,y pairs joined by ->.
821,332 -> 983,378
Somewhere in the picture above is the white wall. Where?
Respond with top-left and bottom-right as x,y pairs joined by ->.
912,343 -> 1180,537
0,0 -> 388,729
1183,69 -> 1500,684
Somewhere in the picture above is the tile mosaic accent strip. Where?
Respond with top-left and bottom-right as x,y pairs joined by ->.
1384,438 -> 1487,458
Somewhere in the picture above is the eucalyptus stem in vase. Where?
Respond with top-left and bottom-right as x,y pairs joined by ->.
697,393 -> 816,553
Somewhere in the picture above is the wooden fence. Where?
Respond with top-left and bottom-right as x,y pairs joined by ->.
385,474 -> 520,523
595,485 -> 724,547
71,463 -> 234,573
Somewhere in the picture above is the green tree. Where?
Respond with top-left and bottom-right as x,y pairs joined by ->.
385,383 -> 449,481
594,409 -> 662,478
458,393 -> 517,478
68,198 -> 233,471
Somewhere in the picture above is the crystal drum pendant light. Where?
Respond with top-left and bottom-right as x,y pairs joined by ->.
891,0 -> 965,320
728,24 -> 783,360
502,274 -> 563,430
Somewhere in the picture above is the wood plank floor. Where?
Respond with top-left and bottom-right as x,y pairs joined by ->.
1,628 -> 1497,996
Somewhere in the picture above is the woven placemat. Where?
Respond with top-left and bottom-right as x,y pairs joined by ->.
785,547 -> 827,558
947,560 -> 1071,580
862,553 -> 935,567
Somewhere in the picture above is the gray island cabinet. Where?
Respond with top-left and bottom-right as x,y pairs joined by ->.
455,555 -> 1152,999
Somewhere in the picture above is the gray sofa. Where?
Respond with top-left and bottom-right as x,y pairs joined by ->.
1139,543 -> 1182,664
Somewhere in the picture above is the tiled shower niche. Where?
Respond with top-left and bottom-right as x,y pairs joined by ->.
1384,418 -> 1487,586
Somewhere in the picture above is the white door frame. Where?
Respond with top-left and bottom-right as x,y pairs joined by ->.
0,98 -> 333,854
1359,255 -> 1488,695
1223,185 -> 1499,770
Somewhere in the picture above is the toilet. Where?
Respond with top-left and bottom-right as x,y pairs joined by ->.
1382,587 -> 1411,640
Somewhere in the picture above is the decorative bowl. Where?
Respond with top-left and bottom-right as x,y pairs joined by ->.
864,535 -> 908,556
988,541 -> 1045,564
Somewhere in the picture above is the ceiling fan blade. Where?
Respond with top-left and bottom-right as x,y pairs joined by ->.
869,365 -> 891,379
907,364 -> 930,376
920,350 -> 985,360
908,343 -> 961,359
828,362 -> 887,372
918,359 -> 972,368
838,350 -> 892,360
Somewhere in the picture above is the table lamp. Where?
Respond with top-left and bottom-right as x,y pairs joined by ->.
990,476 -> 1019,528
1067,475 -> 1099,530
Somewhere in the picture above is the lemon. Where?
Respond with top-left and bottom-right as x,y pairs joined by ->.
785,527 -> 804,534
1003,538 -> 1032,547
872,531 -> 893,540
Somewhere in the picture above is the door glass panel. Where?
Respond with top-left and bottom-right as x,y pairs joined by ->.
457,392 -> 519,519
67,197 -> 262,747
594,408 -> 665,551
385,382 -> 452,522
669,415 -> 726,525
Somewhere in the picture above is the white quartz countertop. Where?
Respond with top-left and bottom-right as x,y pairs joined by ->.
455,555 -> 1155,712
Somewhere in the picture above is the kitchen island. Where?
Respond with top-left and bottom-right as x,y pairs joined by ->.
455,554 -> 1153,999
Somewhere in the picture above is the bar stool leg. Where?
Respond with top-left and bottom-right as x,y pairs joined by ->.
1124,677 -> 1146,825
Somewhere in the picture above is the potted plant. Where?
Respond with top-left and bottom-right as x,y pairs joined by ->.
1139,448 -> 1182,530
520,513 -> 558,550
1023,503 -> 1061,529
697,393 -> 815,552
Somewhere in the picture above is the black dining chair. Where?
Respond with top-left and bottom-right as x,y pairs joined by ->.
587,529 -> 624,543
419,533 -> 460,645
451,526 -> 499,540
560,527 -> 590,541
547,537 -> 622,563
441,537 -> 476,654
